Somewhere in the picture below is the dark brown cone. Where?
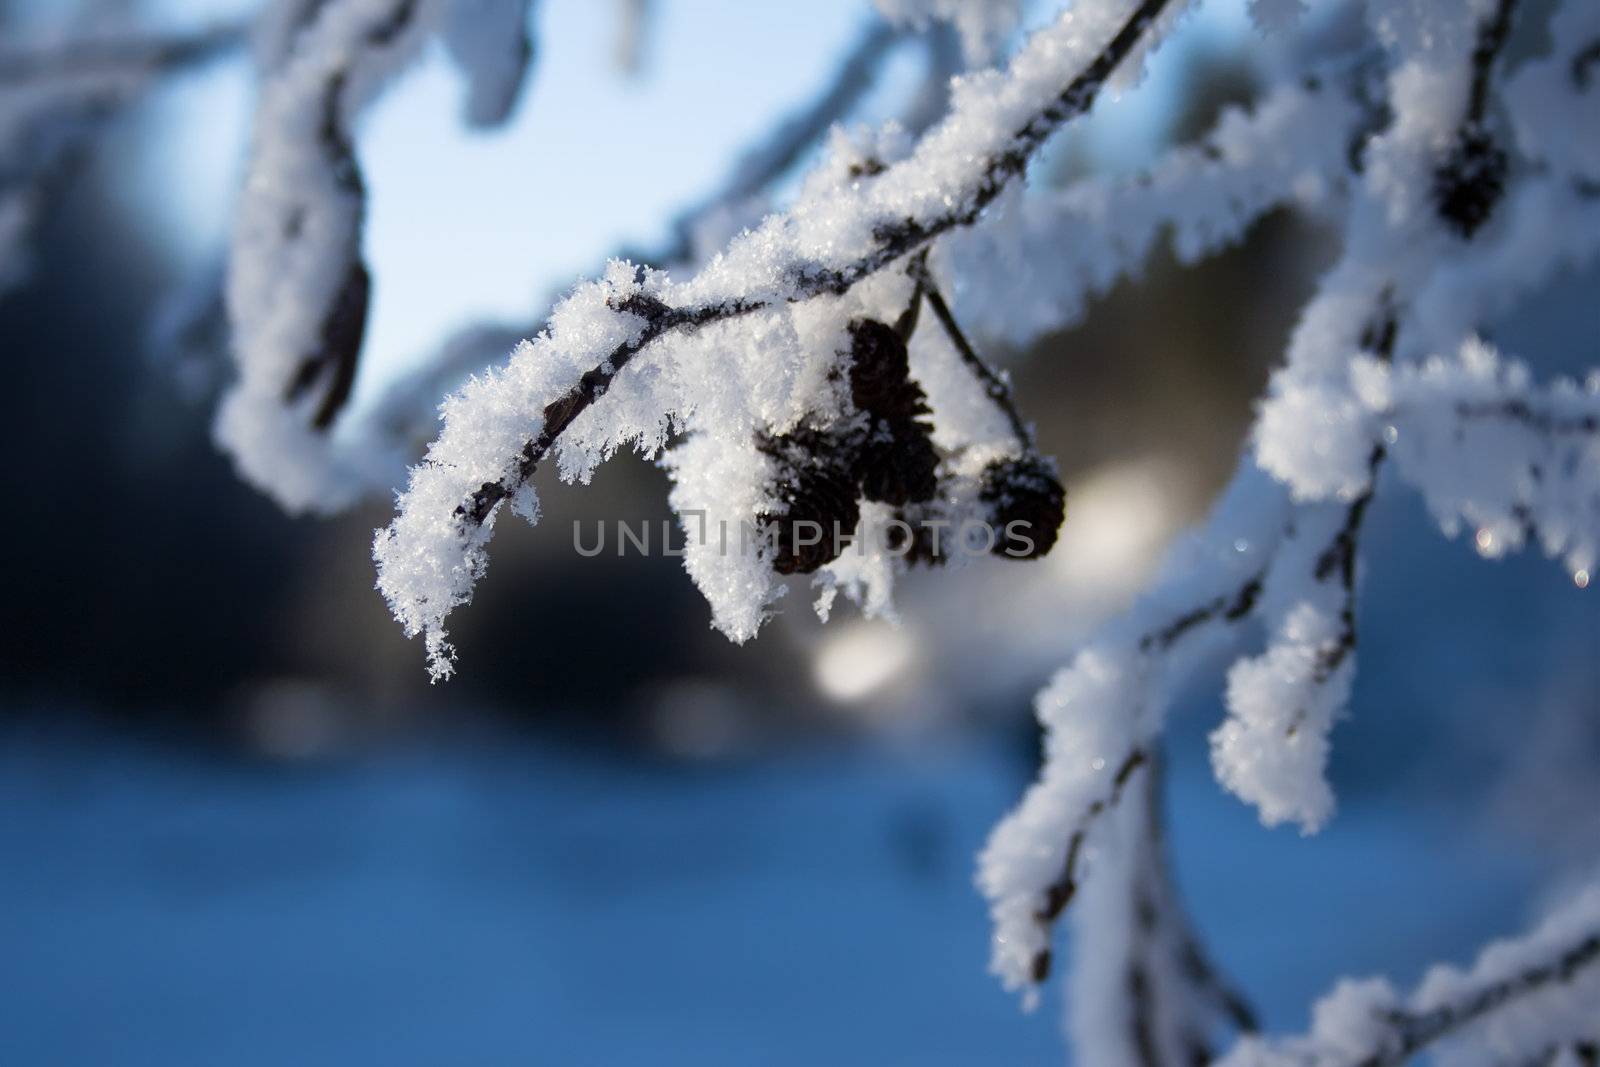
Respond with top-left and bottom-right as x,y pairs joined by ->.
1434,127 -> 1507,239
847,319 -> 940,506
982,455 -> 1066,560
858,432 -> 939,506
755,427 -> 861,575
847,319 -> 915,418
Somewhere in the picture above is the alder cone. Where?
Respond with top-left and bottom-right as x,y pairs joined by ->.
1434,128 -> 1507,239
847,318 -> 940,506
756,427 -> 861,575
858,432 -> 939,506
982,455 -> 1066,559
846,319 -> 916,417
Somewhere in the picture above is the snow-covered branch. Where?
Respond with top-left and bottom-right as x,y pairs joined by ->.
441,0 -> 536,129
9,0 -> 1598,1061
374,0 -> 1187,679
217,0 -> 541,512
1210,304 -> 1394,833
1357,337 -> 1600,582
980,457 -> 1285,995
348,10 -> 934,479
944,61 -> 1373,346
216,0 -> 467,513
984,0 -> 1600,1027
1217,881 -> 1600,1066
1069,756 -> 1258,1063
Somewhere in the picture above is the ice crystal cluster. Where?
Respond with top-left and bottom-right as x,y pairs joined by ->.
4,0 -> 1598,1061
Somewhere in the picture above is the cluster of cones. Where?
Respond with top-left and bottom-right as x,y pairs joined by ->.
756,317 -> 1065,575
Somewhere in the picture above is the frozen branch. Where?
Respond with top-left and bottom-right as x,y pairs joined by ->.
375,0 -> 1188,678
942,58 -> 1370,347
1217,881 -> 1600,1066
1355,336 -> 1600,579
980,457 -> 1286,996
217,0 -> 451,513
1069,753 -> 1258,1064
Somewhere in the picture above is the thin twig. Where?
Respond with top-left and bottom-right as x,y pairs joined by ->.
1465,0 -> 1520,125
1137,574 -> 1263,654
909,256 -> 1033,448
1309,304 -> 1398,683
1353,933 -> 1600,1067
1454,400 -> 1600,436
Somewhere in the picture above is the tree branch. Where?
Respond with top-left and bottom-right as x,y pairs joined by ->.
1217,884 -> 1600,1067
909,255 -> 1033,448
451,0 -> 1177,529
1309,304 -> 1397,683
1030,746 -> 1149,982
1435,0 -> 1521,236
1454,399 -> 1600,436
1360,932 -> 1600,1067
369,14 -> 925,454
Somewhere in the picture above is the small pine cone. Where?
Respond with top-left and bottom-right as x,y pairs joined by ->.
981,455 -> 1066,560
847,319 -> 930,425
846,319 -> 941,506
756,428 -> 861,575
846,319 -> 912,417
1434,128 -> 1507,239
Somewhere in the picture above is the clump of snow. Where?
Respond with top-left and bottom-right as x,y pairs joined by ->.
1212,602 -> 1347,833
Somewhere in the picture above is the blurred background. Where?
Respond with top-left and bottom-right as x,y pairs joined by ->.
0,0 -> 1595,1062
